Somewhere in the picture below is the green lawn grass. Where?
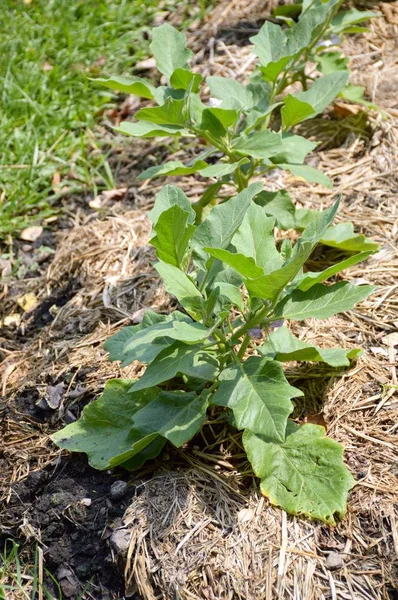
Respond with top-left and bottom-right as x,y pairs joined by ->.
0,0 -> 159,238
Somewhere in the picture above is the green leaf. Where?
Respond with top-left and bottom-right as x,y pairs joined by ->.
232,203 -> 282,273
297,251 -> 373,291
233,130 -> 285,160
212,357 -> 303,441
137,159 -> 208,180
206,76 -> 254,110
203,107 -> 240,129
150,205 -> 196,268
255,190 -> 315,230
338,83 -> 376,109
150,24 -> 193,79
192,182 -> 263,267
281,96 -> 316,129
204,248 -> 264,279
130,342 -> 218,391
115,120 -> 188,138
208,267 -> 244,312
131,390 -> 208,447
260,326 -> 361,366
155,261 -> 205,321
135,97 -> 186,126
124,312 -> 210,355
121,437 -> 167,471
148,185 -> 195,226
277,163 -> 332,188
282,72 -> 349,129
330,9 -> 379,35
198,158 -> 249,179
51,379 -> 161,469
321,222 -> 380,252
234,131 -> 315,164
275,281 -> 376,321
269,133 -> 317,164
245,201 -> 339,301
104,310 -> 185,366
52,380 -> 208,469
199,107 -> 228,140
170,68 -> 203,92
316,52 -> 349,75
95,75 -> 156,99
249,22 -> 291,82
273,4 -> 302,19
243,423 -> 355,524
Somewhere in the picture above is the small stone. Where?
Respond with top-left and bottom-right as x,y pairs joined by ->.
110,480 -> 128,500
110,528 -> 131,555
325,552 -> 344,571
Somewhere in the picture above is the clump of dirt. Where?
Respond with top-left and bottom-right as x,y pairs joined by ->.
3,457 -> 136,600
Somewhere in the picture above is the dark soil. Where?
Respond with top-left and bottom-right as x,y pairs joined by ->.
2,455 -> 140,600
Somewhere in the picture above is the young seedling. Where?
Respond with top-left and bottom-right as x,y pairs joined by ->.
53,183 -> 376,523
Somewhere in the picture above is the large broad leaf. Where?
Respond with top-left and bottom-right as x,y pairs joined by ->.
104,310 -> 190,366
192,182 -> 263,267
277,163 -> 332,189
170,69 -> 203,92
137,159 -> 208,181
232,203 -> 282,273
255,190 -> 315,230
245,201 -> 339,301
150,24 -> 193,79
150,205 -> 196,268
148,185 -> 195,226
131,390 -> 208,447
155,261 -> 204,321
52,380 -> 208,469
243,423 -> 355,524
95,75 -> 156,99
211,357 -> 303,441
206,76 -> 254,110
260,326 -> 361,367
297,251 -> 373,291
115,121 -> 189,138
281,72 -> 349,129
274,281 -> 376,321
51,380 -> 161,469
201,107 -> 240,130
130,342 -> 219,392
135,97 -> 186,126
320,222 -> 380,252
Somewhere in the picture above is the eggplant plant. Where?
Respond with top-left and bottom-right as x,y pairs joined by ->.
53,183 -> 376,523
52,2 -> 379,523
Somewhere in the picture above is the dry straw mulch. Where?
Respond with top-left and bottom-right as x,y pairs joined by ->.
1,1 -> 397,599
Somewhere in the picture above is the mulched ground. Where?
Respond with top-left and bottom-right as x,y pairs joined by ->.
1,1 -> 397,599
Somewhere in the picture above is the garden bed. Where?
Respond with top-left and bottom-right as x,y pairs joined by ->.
1,1 -> 397,598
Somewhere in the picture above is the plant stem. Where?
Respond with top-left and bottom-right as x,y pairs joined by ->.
237,334 -> 251,360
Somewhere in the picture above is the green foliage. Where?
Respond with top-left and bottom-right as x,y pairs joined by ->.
97,2 -> 379,255
0,0 -> 162,237
53,185 -> 376,524
52,4 -> 380,524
